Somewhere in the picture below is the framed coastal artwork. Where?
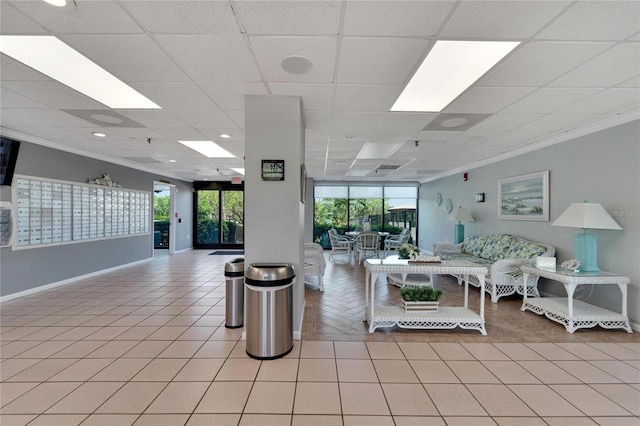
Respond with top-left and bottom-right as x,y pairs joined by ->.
498,170 -> 549,221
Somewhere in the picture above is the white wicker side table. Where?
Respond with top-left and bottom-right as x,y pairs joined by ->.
364,257 -> 488,334
521,265 -> 632,333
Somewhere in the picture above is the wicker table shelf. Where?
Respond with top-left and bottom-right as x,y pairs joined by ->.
364,257 -> 488,335
521,265 -> 632,333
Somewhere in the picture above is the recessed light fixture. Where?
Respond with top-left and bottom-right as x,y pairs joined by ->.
43,0 -> 66,6
92,132 -> 106,138
220,133 -> 231,139
178,140 -> 235,158
169,159 -> 177,163
356,143 -> 403,160
391,40 -> 520,112
231,168 -> 245,175
0,36 -> 161,109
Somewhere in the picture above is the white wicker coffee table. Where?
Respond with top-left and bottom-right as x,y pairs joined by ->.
364,257 -> 488,334
521,265 -> 631,333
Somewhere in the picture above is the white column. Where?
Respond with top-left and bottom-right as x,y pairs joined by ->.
244,95 -> 305,339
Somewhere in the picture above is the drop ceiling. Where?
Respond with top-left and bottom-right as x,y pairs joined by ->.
1,0 -> 638,183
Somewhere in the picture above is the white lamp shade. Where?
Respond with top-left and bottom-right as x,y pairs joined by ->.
551,202 -> 622,230
448,207 -> 475,223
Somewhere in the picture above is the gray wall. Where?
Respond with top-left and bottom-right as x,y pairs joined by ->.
419,120 -> 640,325
0,142 -> 193,297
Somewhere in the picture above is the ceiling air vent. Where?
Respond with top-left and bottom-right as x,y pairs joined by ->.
376,165 -> 401,170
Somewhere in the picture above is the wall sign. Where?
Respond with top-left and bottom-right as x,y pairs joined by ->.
261,160 -> 285,181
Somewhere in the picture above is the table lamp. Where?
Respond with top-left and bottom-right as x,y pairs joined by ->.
551,201 -> 622,272
448,207 -> 474,244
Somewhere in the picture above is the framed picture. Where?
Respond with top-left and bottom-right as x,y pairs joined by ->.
498,170 -> 549,221
300,164 -> 307,203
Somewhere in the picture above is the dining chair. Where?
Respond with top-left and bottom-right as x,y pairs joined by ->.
355,231 -> 380,264
328,229 -> 352,261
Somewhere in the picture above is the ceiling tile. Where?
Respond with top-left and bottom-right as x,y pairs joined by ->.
198,83 -> 268,110
377,113 -> 437,131
130,83 -> 221,111
331,112 -> 383,130
337,37 -> 429,85
1,2 -> 47,34
121,1 -> 239,34
172,110 -> 236,129
233,1 -> 341,35
500,88 -> 601,114
1,81 -> 106,109
343,1 -> 454,36
8,1 -> 144,34
0,55 -> 50,81
471,113 -> 544,132
249,36 -> 337,83
304,111 -> 331,129
333,85 -> 402,112
548,43 -> 640,87
154,35 -> 261,82
269,83 -> 334,111
0,88 -> 49,109
117,110 -> 189,129
478,42 -> 613,87
61,35 -> 191,83
440,0 -> 570,39
557,88 -> 640,114
536,1 -> 640,41
444,87 -> 536,113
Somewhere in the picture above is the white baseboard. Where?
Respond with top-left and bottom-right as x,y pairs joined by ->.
0,257 -> 152,303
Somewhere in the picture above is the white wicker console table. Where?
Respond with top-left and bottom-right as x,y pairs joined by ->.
521,265 -> 632,333
364,258 -> 488,335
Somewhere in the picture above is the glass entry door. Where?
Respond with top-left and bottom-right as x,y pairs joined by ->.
194,182 -> 244,249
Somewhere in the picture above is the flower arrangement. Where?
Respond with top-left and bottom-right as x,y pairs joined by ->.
398,243 -> 420,259
87,173 -> 121,187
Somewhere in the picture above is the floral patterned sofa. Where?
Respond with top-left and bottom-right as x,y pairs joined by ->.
433,234 -> 555,303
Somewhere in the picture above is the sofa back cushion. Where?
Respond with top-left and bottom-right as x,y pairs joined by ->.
462,235 -> 488,257
480,234 -> 516,261
505,239 -> 548,259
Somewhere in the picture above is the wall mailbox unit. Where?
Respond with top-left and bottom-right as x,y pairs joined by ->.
12,175 -> 150,249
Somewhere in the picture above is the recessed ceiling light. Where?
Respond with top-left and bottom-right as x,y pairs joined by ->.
231,168 -> 245,175
178,140 -> 235,158
281,55 -> 313,74
391,40 -> 520,112
220,133 -> 231,139
0,36 -> 161,109
356,143 -> 403,160
168,159 -> 177,163
92,132 -> 106,138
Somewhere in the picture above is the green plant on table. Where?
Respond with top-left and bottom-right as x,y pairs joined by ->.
399,286 -> 443,302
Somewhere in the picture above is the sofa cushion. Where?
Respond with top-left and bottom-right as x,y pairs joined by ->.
480,234 -> 516,261
505,239 -> 548,259
462,235 -> 488,257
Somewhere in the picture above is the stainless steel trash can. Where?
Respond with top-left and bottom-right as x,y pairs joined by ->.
245,263 -> 295,360
224,258 -> 244,329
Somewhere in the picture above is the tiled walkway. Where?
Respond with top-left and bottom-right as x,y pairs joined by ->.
1,250 -> 639,425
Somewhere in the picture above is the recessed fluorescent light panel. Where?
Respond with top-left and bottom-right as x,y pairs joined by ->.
178,140 -> 235,158
0,36 -> 160,109
356,142 -> 403,160
391,40 -> 520,112
231,168 -> 245,175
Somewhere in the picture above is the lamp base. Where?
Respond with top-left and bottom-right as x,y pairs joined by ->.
574,233 -> 599,272
454,224 -> 465,244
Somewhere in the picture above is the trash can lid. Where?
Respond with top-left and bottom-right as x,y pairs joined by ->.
245,263 -> 296,286
224,258 -> 245,276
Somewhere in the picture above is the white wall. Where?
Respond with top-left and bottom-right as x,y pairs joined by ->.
419,120 -> 640,325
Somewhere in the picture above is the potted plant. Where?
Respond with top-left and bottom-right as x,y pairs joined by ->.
399,286 -> 443,313
398,243 -> 420,259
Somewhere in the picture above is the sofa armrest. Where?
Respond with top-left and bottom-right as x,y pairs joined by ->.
433,242 -> 463,255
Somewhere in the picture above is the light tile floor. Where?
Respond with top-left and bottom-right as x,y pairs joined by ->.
1,250 -> 639,425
